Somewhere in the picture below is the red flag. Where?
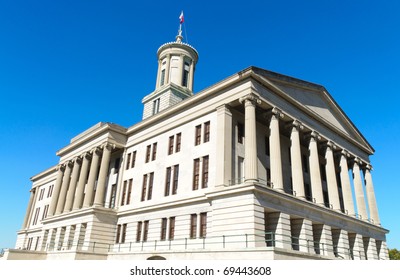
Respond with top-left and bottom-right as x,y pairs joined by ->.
179,11 -> 184,24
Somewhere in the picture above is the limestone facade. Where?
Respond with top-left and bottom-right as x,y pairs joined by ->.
4,34 -> 389,261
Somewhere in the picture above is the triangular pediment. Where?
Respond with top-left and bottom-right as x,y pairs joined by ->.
250,67 -> 374,154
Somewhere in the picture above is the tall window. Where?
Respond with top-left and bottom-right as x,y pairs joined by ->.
126,153 -> 131,170
141,174 -> 147,201
39,188 -> 45,201
32,207 -> 40,226
176,133 -> 181,152
109,184 -> 117,208
136,221 -> 142,242
145,145 -> 151,163
168,136 -> 174,155
182,62 -> 190,87
148,173 -> 154,200
160,218 -> 167,241
165,165 -> 180,196
131,151 -> 137,168
143,221 -> 149,242
204,121 -> 210,143
193,158 -> 200,190
146,144 -> 157,163
160,69 -> 166,86
165,167 -> 172,196
121,223 -> 127,243
153,98 -> 160,115
116,224 -> 127,244
202,156 -> 209,189
47,185 -> 54,198
121,181 -> 127,206
195,125 -> 201,145
42,205 -> 49,220
200,212 -> 207,238
169,217 -> 175,240
168,133 -> 182,155
238,122 -> 244,144
152,143 -> 157,161
190,214 -> 197,239
173,165 -> 179,194
126,179 -> 133,205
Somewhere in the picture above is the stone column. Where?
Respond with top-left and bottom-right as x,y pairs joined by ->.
339,150 -> 355,216
289,120 -> 305,199
93,143 -> 113,207
189,60 -> 195,91
177,54 -> 184,86
165,54 -> 171,84
55,162 -> 73,215
352,158 -> 368,220
63,157 -> 82,212
215,105 -> 232,187
83,148 -> 101,208
73,152 -> 91,210
48,165 -> 65,217
324,142 -> 341,211
308,132 -> 324,205
269,108 -> 284,191
239,94 -> 261,183
364,165 -> 380,225
22,188 -> 36,229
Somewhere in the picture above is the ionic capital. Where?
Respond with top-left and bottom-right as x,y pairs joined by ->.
305,131 -> 321,142
323,141 -> 337,151
101,142 -> 115,151
365,164 -> 373,171
81,152 -> 92,160
56,164 -> 66,172
239,93 -> 262,106
286,119 -> 304,131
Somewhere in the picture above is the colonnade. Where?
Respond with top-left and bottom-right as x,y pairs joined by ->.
47,143 -> 114,217
238,93 -> 381,225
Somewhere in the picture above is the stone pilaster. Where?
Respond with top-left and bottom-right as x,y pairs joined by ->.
55,162 -> 73,215
269,108 -> 284,191
267,212 -> 291,250
308,131 -> 324,205
289,120 -> 305,199
63,157 -> 82,212
339,150 -> 355,216
364,165 -> 380,225
48,165 -> 65,217
352,158 -> 368,220
83,147 -> 101,208
324,142 -> 341,211
73,152 -> 91,210
93,143 -> 113,207
363,237 -> 378,260
215,105 -> 232,187
239,94 -> 261,183
332,229 -> 350,259
350,233 -> 366,260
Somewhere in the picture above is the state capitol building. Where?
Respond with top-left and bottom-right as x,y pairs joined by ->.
2,24 -> 389,260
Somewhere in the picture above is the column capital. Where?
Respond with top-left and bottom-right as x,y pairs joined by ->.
285,119 -> 304,131
101,142 -> 115,151
305,131 -> 321,142
239,93 -> 261,106
80,151 -> 92,160
340,149 -> 350,157
90,146 -> 101,155
365,164 -> 373,171
322,141 -> 337,152
56,164 -> 66,172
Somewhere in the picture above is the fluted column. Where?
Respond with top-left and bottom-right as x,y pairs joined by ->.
55,161 -> 73,215
269,108 -> 284,191
339,150 -> 355,216
83,148 -> 101,208
364,165 -> 380,225
352,158 -> 368,220
215,105 -> 232,187
22,188 -> 36,228
324,142 -> 341,211
63,157 -> 82,212
48,165 -> 65,217
289,120 -> 305,198
308,131 -> 324,205
239,94 -> 261,183
72,152 -> 91,210
93,143 -> 113,207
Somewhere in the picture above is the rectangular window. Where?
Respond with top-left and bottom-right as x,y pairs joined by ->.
32,207 -> 40,226
145,145 -> 151,163
193,158 -> 200,190
195,125 -> 201,145
169,217 -> 175,240
160,69 -> 166,86
202,156 -> 209,189
200,212 -> 207,238
168,136 -> 174,155
265,137 -> 270,156
126,179 -> 133,205
27,237 -> 33,250
160,218 -> 167,241
47,185 -> 54,198
147,173 -> 154,200
153,98 -> 160,115
121,181 -> 127,206
302,154 -> 308,173
190,214 -> 197,239
238,123 -> 244,144
152,143 -> 157,161
141,174 -> 147,201
165,167 -> 172,196
116,224 -> 121,243
39,188 -> 45,201
143,221 -> 149,242
204,121 -> 210,143
172,165 -> 179,194
136,222 -> 142,242
131,151 -> 137,168
114,157 -> 121,174
176,133 -> 181,152
42,204 -> 49,220
126,153 -> 131,170
109,184 -> 117,208
121,223 -> 127,243
320,163 -> 327,181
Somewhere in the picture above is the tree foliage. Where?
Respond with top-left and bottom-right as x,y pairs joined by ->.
389,248 -> 400,260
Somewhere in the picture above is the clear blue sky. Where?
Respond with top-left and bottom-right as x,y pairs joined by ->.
0,0 -> 399,251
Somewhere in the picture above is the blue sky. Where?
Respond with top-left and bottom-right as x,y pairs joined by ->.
0,0 -> 399,251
